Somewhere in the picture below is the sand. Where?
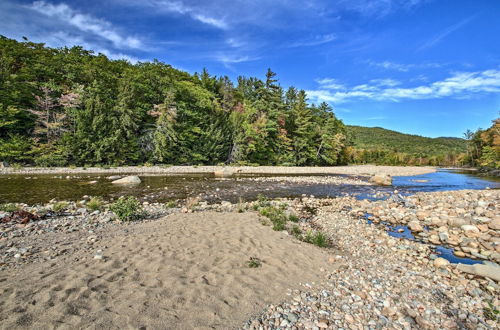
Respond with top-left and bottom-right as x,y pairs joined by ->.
0,212 -> 338,329
0,164 -> 436,177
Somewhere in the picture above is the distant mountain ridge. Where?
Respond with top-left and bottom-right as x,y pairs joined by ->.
346,125 -> 467,155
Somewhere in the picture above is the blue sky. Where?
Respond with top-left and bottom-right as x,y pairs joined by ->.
1,0 -> 499,137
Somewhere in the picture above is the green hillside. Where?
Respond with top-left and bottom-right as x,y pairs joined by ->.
346,125 -> 467,166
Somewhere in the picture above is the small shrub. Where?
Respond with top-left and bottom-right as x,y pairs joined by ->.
87,197 -> 103,212
303,230 -> 329,248
246,257 -> 262,268
11,163 -> 23,170
259,206 -> 288,231
288,214 -> 299,222
165,200 -> 177,208
143,162 -> 153,167
110,196 -> 145,221
0,203 -> 17,212
291,225 -> 302,236
69,164 -> 77,169
52,201 -> 68,212
483,301 -> 499,321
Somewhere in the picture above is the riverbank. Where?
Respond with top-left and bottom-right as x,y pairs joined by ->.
0,164 -> 436,177
1,189 -> 498,328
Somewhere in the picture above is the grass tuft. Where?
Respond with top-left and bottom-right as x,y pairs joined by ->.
87,197 -> 103,212
246,257 -> 262,268
52,201 -> 68,212
0,203 -> 18,212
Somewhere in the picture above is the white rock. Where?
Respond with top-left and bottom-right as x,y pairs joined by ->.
434,257 -> 450,268
111,175 -> 141,184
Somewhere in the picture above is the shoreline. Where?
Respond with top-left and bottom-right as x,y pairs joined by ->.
0,164 -> 436,177
1,189 -> 498,328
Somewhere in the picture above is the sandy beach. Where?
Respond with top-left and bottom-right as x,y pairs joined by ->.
0,212 -> 338,329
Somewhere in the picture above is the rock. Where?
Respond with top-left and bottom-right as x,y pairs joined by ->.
416,211 -> 429,221
111,175 -> 141,184
461,225 -> 479,233
457,263 -> 500,282
434,257 -> 450,268
108,175 -> 122,180
369,174 -> 392,186
408,221 -> 423,232
488,218 -> 500,230
0,161 -> 9,168
439,232 -> 449,243
447,217 -> 471,228
214,169 -> 235,178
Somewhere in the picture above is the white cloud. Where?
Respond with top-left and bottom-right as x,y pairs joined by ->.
145,0 -> 228,29
418,15 -> 477,51
287,34 -> 336,48
29,1 -> 142,49
367,60 -> 443,72
192,14 -> 227,29
215,54 -> 259,64
307,69 -> 500,104
316,78 -> 346,90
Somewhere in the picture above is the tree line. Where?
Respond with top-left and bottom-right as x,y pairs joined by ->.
0,36 -> 348,167
463,118 -> 500,169
345,125 -> 468,166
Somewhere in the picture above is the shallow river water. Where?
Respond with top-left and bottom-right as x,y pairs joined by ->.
0,168 -> 498,204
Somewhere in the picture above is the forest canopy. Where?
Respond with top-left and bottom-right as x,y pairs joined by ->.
0,36 -> 348,167
1,35 -> 489,168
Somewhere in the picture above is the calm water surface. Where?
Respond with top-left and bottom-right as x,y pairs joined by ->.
0,169 -> 498,204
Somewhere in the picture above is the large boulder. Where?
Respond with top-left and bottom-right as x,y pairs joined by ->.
369,174 -> 392,186
111,175 -> 141,184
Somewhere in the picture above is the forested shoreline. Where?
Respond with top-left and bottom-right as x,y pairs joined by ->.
1,36 -> 496,168
0,36 -> 349,167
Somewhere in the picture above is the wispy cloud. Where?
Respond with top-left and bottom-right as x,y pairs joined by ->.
316,78 -> 346,90
28,1 -> 142,49
287,34 -> 336,48
307,69 -> 500,104
144,0 -> 228,29
367,60 -> 442,72
214,54 -> 259,64
418,15 -> 477,51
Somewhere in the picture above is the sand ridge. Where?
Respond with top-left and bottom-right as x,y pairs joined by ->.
0,211 -> 339,329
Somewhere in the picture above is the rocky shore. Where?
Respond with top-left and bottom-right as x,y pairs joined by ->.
1,187 -> 499,328
246,193 -> 499,329
0,164 -> 436,177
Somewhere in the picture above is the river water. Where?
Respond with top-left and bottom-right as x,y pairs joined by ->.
0,169 -> 498,204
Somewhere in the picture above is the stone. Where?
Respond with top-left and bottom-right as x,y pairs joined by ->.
416,211 -> 429,221
461,225 -> 479,233
439,232 -> 449,243
433,257 -> 450,268
111,175 -> 141,184
457,263 -> 500,282
108,175 -> 122,180
488,218 -> 500,230
408,221 -> 423,232
0,161 -> 9,168
447,217 -> 471,228
214,169 -> 235,178
369,174 -> 392,186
